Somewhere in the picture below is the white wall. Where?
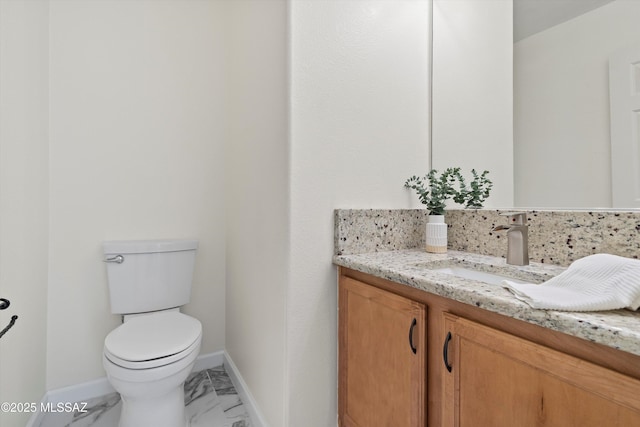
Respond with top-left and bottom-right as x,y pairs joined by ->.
226,1 -> 430,426
46,0 -> 226,389
432,0 -> 513,208
225,1 -> 289,426
0,1 -> 49,426
514,0 -> 640,208
1,2 -> 430,426
288,1 -> 430,424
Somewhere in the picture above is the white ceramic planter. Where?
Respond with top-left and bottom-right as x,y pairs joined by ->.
426,214 -> 447,253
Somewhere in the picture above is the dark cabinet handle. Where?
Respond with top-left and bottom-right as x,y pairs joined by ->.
0,298 -> 9,310
408,318 -> 417,354
443,332 -> 452,372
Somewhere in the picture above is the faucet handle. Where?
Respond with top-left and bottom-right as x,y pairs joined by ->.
499,211 -> 527,225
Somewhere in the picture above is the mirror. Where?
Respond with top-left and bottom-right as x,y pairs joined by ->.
433,0 -> 640,210
515,0 -> 640,209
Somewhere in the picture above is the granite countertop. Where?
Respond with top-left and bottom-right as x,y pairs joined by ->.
333,249 -> 640,357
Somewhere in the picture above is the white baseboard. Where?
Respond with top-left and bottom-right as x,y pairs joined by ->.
193,349 -> 224,372
25,351 -> 270,427
223,351 -> 270,427
48,376 -> 116,404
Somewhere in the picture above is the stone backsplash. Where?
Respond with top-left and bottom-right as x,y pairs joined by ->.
334,209 -> 429,255
335,209 -> 640,266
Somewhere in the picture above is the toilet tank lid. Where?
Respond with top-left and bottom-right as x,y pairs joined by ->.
103,239 -> 198,255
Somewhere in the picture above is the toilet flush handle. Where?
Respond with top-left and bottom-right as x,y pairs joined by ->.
104,255 -> 125,264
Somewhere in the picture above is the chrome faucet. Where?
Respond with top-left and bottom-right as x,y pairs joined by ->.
492,212 -> 529,266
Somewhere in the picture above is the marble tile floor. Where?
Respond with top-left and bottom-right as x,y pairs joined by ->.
39,365 -> 252,427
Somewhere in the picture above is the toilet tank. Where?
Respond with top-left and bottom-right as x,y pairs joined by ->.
103,239 -> 198,315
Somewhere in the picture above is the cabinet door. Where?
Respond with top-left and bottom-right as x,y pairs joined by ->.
339,277 -> 426,427
443,313 -> 640,427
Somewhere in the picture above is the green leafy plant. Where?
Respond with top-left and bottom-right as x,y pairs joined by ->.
405,168 -> 493,213
452,169 -> 493,209
404,167 -> 460,216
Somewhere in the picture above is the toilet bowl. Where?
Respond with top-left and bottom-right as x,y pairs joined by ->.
103,311 -> 202,427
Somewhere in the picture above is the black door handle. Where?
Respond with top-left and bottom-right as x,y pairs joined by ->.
408,318 -> 417,354
443,332 -> 452,372
0,298 -> 9,310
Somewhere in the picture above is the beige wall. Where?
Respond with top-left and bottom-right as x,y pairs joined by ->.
45,0 -> 227,389
0,1 -> 50,426
0,0 -> 228,395
225,1 -> 431,425
288,1 -> 430,424
432,0 -> 514,208
225,1 -> 289,426
1,2 -> 431,426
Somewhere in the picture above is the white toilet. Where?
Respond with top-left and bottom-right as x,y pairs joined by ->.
102,239 -> 202,427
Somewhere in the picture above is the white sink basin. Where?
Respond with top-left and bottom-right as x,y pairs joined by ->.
412,258 -> 554,286
431,267 -> 530,286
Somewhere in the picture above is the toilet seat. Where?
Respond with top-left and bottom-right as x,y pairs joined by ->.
104,337 -> 200,370
104,311 -> 202,370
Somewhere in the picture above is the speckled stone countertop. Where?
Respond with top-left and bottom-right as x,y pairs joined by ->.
333,249 -> 640,357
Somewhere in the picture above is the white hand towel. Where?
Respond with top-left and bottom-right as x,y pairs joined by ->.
502,254 -> 640,312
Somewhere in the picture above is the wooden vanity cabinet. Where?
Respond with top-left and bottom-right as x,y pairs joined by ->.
338,267 -> 640,427
443,313 -> 640,427
338,276 -> 426,427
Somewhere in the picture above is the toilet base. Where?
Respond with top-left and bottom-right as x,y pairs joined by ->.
103,347 -> 199,427
119,384 -> 188,427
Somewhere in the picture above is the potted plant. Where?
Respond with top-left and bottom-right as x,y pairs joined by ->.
405,168 -> 493,253
404,168 -> 459,253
